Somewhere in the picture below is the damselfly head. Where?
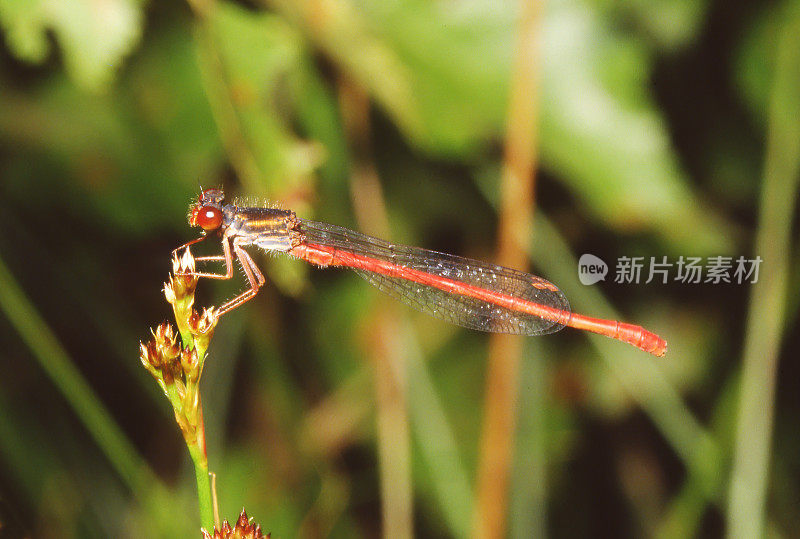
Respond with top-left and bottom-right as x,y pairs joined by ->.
188,188 -> 226,231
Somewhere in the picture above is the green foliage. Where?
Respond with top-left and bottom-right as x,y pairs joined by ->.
0,0 -> 144,91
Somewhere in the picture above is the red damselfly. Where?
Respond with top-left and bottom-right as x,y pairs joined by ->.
175,189 -> 667,356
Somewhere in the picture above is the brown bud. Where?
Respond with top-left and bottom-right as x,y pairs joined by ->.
180,346 -> 197,370
163,279 -> 177,304
173,248 -> 197,274
201,509 -> 270,539
189,307 -> 217,334
139,340 -> 161,372
170,250 -> 198,297
236,509 -> 250,530
181,348 -> 200,382
153,323 -> 180,361
190,307 -> 218,346
155,322 -> 177,346
161,356 -> 182,386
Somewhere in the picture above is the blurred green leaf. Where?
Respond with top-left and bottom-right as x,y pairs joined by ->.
279,0 -> 731,252
538,0 -> 729,252
0,0 -> 144,91
199,1 -> 323,194
358,0 -> 512,156
0,24 -> 219,235
197,1 -> 342,295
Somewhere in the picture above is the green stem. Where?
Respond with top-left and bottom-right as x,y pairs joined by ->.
189,435 -> 214,532
727,11 -> 800,538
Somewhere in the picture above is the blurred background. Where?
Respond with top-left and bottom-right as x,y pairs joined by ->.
0,0 -> 798,537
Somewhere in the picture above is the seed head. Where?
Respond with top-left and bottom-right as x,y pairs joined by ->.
139,340 -> 160,372
166,250 -> 198,303
189,307 -> 218,350
202,509 -> 270,539
181,347 -> 200,383
153,323 -> 181,360
173,248 -> 197,276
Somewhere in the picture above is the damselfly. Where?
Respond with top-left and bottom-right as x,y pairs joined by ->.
175,189 -> 667,356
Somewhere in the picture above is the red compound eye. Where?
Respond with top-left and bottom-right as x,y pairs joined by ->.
196,206 -> 223,231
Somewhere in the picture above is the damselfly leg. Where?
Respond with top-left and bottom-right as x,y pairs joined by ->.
174,233 -> 266,316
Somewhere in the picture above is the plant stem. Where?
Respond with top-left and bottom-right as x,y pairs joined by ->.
189,403 -> 214,532
727,11 -> 800,538
474,0 -> 543,536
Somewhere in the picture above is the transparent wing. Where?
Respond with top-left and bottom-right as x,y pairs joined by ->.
297,219 -> 570,336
